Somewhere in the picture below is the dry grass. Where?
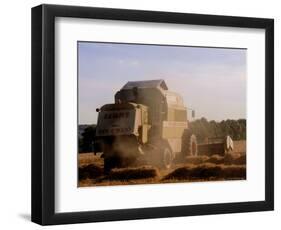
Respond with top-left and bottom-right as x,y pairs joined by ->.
79,166 -> 159,187
205,154 -> 224,164
185,155 -> 209,164
163,163 -> 246,181
223,165 -> 246,178
233,154 -> 246,165
78,140 -> 246,187
78,153 -> 103,167
79,164 -> 104,180
197,153 -> 246,165
233,140 -> 247,154
104,166 -> 159,181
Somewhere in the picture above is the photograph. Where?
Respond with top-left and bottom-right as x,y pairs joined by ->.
78,42 -> 247,187
30,3 -> 274,225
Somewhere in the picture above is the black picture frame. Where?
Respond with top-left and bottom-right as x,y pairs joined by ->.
31,4 -> 274,225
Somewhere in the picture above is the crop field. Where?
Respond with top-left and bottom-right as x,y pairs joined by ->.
78,140 -> 246,187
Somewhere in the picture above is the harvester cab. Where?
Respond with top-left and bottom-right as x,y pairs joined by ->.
96,102 -> 149,144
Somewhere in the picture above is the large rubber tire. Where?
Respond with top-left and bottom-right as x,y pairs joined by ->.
160,146 -> 173,169
104,156 -> 114,174
182,130 -> 198,157
103,142 -> 122,174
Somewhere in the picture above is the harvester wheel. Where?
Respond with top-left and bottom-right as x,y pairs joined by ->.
104,156 -> 114,174
182,130 -> 198,156
104,154 -> 122,174
160,146 -> 173,169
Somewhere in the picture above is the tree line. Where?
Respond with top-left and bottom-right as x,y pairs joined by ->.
189,118 -> 246,143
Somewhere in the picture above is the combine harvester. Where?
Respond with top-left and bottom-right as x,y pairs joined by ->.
94,80 -> 233,172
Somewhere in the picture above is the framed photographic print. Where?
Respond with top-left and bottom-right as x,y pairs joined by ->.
31,4 -> 274,225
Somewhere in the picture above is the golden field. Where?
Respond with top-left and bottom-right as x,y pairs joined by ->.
78,140 -> 246,187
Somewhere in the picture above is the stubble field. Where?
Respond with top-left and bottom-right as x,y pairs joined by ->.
78,140 -> 246,187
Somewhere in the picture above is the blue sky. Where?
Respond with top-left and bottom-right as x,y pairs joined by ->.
78,42 -> 246,124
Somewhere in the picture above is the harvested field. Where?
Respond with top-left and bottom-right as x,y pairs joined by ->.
78,140 -> 246,187
79,164 -> 103,180
105,166 -> 159,181
163,163 -> 246,181
184,155 -> 209,164
233,140 -> 247,154
203,153 -> 246,165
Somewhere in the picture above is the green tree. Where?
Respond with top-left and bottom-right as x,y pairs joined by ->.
79,126 -> 96,153
190,118 -> 246,143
